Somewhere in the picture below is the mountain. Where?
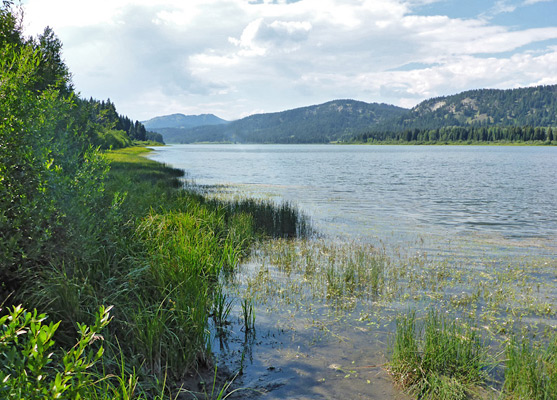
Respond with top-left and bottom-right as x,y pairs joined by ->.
142,113 -> 228,130
147,85 -> 557,144
161,100 -> 407,144
373,84 -> 557,132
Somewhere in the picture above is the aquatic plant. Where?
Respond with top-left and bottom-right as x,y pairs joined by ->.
240,297 -> 256,333
208,197 -> 313,239
212,287 -> 233,336
502,333 -> 557,399
389,310 -> 487,400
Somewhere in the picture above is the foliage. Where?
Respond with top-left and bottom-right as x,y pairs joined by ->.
0,305 -> 113,399
72,97 -> 162,147
96,128 -> 133,149
0,11 -> 108,295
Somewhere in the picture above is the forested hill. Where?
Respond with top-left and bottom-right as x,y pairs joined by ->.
373,84 -> 557,132
160,100 -> 407,143
142,113 -> 227,130
153,85 -> 556,144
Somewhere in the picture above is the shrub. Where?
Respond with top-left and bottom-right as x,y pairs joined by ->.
0,305 -> 114,398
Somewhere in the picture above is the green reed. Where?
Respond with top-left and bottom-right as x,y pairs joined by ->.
240,297 -> 256,333
207,197 -> 313,239
13,146 -> 313,397
502,333 -> 557,399
389,310 -> 487,400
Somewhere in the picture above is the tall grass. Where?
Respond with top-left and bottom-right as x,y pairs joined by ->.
12,146 -> 312,396
209,197 -> 313,239
502,333 -> 557,399
389,310 -> 486,400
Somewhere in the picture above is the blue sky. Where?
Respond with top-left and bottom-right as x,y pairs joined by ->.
21,0 -> 557,121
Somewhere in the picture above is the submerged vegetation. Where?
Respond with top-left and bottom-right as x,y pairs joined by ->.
227,237 -> 557,398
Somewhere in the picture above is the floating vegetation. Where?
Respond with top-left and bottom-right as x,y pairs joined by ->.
220,235 -> 557,398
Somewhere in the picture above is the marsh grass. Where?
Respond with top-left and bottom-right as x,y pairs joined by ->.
208,197 -> 313,239
502,333 -> 557,399
389,310 -> 487,400
240,297 -> 256,333
12,146 -> 313,397
212,287 -> 233,336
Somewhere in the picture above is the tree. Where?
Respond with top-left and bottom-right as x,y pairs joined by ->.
0,4 -> 108,296
33,26 -> 72,94
0,0 -> 23,48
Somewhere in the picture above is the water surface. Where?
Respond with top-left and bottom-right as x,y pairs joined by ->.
148,144 -> 557,258
148,144 -> 557,399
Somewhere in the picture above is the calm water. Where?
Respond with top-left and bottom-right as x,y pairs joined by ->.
148,144 -> 557,256
147,144 -> 557,398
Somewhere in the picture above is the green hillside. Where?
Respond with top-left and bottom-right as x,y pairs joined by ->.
350,85 -> 557,144
161,100 -> 407,143
377,84 -> 557,131
155,85 -> 557,144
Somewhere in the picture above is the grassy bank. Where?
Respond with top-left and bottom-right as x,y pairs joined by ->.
1,146 -> 310,398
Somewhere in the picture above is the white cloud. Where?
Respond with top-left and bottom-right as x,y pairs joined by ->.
19,0 -> 557,120
523,0 -> 553,4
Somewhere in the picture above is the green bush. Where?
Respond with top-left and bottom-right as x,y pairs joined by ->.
0,305 -> 113,399
96,128 -> 132,150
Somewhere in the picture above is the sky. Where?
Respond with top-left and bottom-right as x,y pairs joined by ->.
20,0 -> 557,121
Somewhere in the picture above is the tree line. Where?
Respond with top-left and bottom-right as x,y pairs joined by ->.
76,97 -> 164,148
351,125 -> 556,144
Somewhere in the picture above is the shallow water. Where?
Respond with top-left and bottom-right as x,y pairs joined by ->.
147,144 -> 557,398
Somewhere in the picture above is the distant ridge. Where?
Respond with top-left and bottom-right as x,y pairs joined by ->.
142,113 -> 228,130
157,100 -> 407,143
145,84 -> 557,144
373,84 -> 557,131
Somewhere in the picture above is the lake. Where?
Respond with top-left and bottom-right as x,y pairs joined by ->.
147,144 -> 557,259
147,144 -> 557,399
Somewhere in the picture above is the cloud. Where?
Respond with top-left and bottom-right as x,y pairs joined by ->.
228,18 -> 312,56
19,0 -> 557,120
492,0 -> 519,14
523,0 -> 553,4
